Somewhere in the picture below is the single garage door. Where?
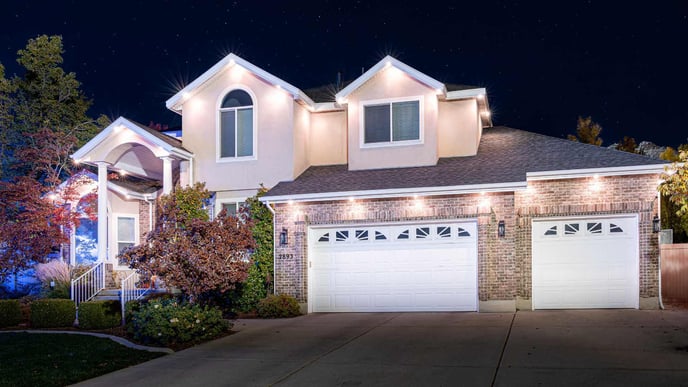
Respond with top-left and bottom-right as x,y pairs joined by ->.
308,221 -> 478,312
532,215 -> 639,309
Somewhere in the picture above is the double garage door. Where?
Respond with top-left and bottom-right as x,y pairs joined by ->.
532,215 -> 639,309
307,216 -> 639,312
308,222 -> 478,312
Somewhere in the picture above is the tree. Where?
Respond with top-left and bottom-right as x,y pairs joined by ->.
616,136 -> 638,153
567,116 -> 603,146
659,150 -> 688,227
119,183 -> 254,302
660,146 -> 680,162
236,186 -> 274,311
0,35 -> 106,281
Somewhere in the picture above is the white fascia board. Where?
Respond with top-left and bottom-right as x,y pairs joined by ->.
166,53 -> 313,112
71,116 -> 126,160
260,181 -> 526,204
71,117 -> 193,161
335,56 -> 445,102
526,164 -> 667,181
107,182 -> 155,201
445,88 -> 487,100
312,102 -> 345,112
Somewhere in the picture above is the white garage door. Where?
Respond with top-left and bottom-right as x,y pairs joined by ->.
532,215 -> 639,309
308,222 -> 478,312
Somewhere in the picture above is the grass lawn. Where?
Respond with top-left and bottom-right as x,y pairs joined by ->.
0,332 -> 165,387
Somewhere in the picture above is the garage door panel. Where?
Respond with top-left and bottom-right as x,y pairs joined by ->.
310,222 -> 478,312
532,216 -> 638,310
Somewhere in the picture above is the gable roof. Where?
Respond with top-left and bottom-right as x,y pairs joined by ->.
334,56 -> 446,103
71,117 -> 193,162
165,53 -> 315,113
262,127 -> 666,202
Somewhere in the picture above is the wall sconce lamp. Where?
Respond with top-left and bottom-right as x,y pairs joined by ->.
279,228 -> 288,246
652,215 -> 660,233
497,220 -> 506,238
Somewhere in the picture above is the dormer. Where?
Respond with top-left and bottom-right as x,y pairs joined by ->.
335,56 -> 491,171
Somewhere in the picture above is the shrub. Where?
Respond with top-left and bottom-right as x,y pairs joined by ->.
30,299 -> 75,328
257,294 -> 301,318
78,300 -> 121,329
236,265 -> 268,312
0,300 -> 22,327
126,298 -> 230,346
35,260 -> 71,299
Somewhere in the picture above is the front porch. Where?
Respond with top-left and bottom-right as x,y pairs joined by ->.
67,117 -> 194,307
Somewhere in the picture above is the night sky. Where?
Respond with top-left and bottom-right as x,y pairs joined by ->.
1,1 -> 687,147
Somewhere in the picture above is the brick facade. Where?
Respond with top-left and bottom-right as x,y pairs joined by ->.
272,173 -> 661,309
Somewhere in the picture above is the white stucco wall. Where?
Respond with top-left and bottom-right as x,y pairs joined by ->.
108,192 -> 140,265
437,99 -> 481,157
180,65 -> 296,193
309,110 -> 347,166
346,66 -> 439,171
293,103 -> 311,178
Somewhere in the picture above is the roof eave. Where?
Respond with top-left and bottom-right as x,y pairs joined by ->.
166,53 -> 314,113
260,181 -> 527,204
335,56 -> 445,103
526,164 -> 666,181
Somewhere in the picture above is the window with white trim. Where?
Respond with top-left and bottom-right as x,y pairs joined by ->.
221,201 -> 245,216
363,99 -> 421,145
116,216 -> 137,254
219,89 -> 254,159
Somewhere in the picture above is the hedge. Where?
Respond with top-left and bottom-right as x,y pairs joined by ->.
126,298 -> 230,346
78,300 -> 121,329
30,299 -> 76,328
0,300 -> 22,328
257,294 -> 301,318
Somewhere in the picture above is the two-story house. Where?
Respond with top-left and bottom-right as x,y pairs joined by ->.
72,53 -> 666,312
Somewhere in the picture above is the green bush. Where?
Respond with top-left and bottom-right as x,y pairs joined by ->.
0,300 -> 22,328
257,294 -> 301,318
236,265 -> 268,312
78,300 -> 121,329
126,298 -> 230,346
30,299 -> 76,328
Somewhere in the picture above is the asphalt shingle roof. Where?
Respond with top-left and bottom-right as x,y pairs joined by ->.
264,126 -> 666,198
129,120 -> 190,152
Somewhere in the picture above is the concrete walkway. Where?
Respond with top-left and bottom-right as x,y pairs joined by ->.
75,310 -> 688,386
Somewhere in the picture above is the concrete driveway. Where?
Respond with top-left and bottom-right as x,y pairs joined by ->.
77,310 -> 688,386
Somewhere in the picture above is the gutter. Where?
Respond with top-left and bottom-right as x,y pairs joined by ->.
259,181 -> 527,204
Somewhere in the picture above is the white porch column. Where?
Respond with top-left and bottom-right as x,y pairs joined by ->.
96,161 -> 109,263
161,156 -> 173,195
179,160 -> 190,187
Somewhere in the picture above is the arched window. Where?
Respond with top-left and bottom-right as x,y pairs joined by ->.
219,89 -> 254,158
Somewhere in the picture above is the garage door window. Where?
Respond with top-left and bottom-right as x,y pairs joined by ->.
564,223 -> 579,235
587,222 -> 602,234
541,220 -> 629,238
316,224 -> 474,245
544,226 -> 557,236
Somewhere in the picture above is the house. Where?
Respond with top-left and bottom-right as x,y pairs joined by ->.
71,53 -> 666,312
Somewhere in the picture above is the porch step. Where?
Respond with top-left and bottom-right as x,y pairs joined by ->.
92,288 -> 120,302
90,287 -> 162,302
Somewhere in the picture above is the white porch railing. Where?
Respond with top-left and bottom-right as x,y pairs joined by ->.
71,261 -> 105,307
120,271 -> 151,324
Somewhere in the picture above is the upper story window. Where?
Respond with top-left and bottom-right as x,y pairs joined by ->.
219,89 -> 254,159
362,97 -> 422,146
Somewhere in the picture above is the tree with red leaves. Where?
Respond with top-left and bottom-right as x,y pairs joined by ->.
119,183 -> 254,303
0,35 -> 107,281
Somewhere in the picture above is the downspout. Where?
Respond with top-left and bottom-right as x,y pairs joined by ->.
265,200 -> 277,295
657,191 -> 665,310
